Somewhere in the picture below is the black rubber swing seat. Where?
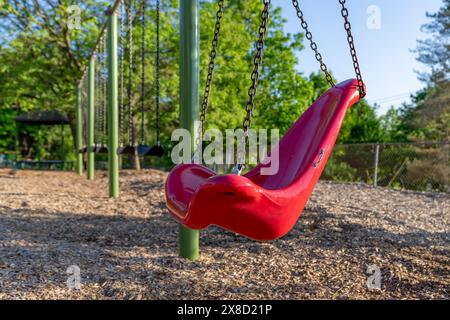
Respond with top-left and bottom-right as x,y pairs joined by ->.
117,145 -> 137,155
145,144 -> 165,157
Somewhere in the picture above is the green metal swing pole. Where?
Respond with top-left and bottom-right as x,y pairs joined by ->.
75,85 -> 83,175
107,8 -> 119,198
87,57 -> 95,180
179,0 -> 200,260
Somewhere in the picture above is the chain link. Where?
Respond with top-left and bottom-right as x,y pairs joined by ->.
235,0 -> 271,172
85,77 -> 88,148
98,37 -> 103,146
127,0 -> 135,146
102,36 -> 107,145
195,0 -> 224,154
82,77 -> 87,148
119,0 -> 125,147
242,0 -> 271,134
291,0 -> 334,87
140,0 -> 146,144
339,0 -> 366,98
101,39 -> 105,146
95,52 -> 100,146
155,0 -> 161,146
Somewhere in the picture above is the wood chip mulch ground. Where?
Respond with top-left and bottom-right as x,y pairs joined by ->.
0,168 -> 448,299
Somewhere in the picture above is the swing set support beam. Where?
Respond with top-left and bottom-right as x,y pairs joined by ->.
107,9 -> 119,198
76,0 -> 198,257
179,0 -> 200,261
87,57 -> 95,180
76,85 -> 83,176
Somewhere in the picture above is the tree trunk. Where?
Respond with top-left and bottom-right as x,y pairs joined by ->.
128,153 -> 141,170
129,113 -> 141,170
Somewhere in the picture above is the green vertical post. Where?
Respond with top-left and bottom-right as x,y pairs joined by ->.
179,0 -> 200,261
107,9 -> 119,198
76,85 -> 83,175
87,57 -> 95,180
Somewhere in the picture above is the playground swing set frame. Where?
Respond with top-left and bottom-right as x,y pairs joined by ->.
76,0 -> 202,260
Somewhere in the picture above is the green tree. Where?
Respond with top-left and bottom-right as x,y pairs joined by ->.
0,0 -> 107,160
199,1 -> 317,136
337,100 -> 384,143
408,0 -> 450,141
379,106 -> 409,142
0,0 -> 385,164
0,108 -> 18,152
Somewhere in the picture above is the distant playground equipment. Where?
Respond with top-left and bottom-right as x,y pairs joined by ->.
76,0 -> 164,184
93,37 -> 109,155
116,0 -> 137,156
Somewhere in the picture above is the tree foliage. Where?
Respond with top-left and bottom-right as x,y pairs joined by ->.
408,0 -> 450,142
0,0 -> 387,160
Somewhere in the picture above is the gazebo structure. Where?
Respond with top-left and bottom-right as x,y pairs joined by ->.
14,109 -> 75,170
15,109 -> 70,125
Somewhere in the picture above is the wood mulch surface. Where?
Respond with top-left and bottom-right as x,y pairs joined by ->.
0,168 -> 448,299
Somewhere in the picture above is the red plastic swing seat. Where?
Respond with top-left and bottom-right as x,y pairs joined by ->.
165,79 -> 362,240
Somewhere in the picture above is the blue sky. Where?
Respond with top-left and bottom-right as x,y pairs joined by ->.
277,0 -> 443,115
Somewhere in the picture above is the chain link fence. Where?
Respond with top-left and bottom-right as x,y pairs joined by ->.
322,142 -> 450,193
3,142 -> 449,193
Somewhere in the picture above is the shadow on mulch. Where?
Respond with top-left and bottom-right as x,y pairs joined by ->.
127,180 -> 165,195
1,203 -> 448,256
0,204 -> 448,299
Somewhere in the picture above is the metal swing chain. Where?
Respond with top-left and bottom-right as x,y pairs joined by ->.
127,0 -> 135,146
140,0 -> 146,145
196,0 -> 224,152
339,0 -> 366,98
86,80 -> 89,147
243,0 -> 270,135
234,0 -> 271,173
155,0 -> 161,146
95,52 -> 101,146
102,36 -> 108,145
82,77 -> 87,148
79,80 -> 83,149
98,37 -> 103,146
119,0 -> 125,147
291,0 -> 334,87
84,77 -> 88,147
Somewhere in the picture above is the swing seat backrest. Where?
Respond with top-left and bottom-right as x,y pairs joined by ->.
165,79 -> 361,240
246,79 -> 359,189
